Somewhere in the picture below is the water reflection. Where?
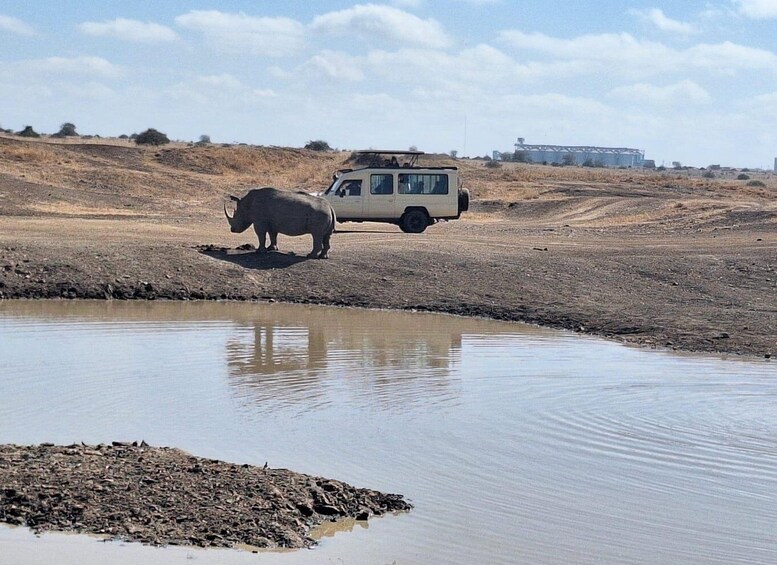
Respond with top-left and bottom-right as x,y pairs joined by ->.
224,307 -> 473,411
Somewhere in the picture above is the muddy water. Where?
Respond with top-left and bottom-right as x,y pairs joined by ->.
1,301 -> 775,565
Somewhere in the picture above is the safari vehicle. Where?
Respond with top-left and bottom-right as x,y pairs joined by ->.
321,150 -> 469,233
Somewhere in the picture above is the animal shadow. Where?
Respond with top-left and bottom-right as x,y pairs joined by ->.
197,244 -> 309,270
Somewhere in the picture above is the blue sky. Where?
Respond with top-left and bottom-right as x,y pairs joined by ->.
1,1 -> 776,167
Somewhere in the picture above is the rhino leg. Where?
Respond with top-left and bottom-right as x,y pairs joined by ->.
268,231 -> 279,252
253,223 -> 268,253
318,231 -> 331,259
308,233 -> 324,258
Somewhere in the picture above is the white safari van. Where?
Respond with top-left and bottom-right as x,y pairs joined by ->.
321,150 -> 469,233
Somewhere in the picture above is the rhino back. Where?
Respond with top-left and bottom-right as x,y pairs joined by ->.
246,187 -> 333,235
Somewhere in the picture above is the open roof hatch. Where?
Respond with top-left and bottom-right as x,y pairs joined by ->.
352,150 -> 424,168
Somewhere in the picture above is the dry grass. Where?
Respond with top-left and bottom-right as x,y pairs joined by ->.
0,143 -> 60,164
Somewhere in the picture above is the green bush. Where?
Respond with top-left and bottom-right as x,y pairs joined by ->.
737,173 -> 750,180
135,128 -> 170,146
304,140 -> 332,151
52,122 -> 78,137
702,171 -> 715,179
484,160 -> 502,169
16,126 -> 40,138
747,180 -> 766,187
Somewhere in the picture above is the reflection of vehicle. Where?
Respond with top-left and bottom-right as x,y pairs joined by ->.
321,150 -> 470,233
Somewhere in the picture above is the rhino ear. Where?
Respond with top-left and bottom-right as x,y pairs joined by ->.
229,194 -> 240,202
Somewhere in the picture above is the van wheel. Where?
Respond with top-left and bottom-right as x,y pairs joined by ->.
400,210 -> 429,233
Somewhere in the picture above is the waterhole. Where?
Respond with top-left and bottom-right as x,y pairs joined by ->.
1,301 -> 775,564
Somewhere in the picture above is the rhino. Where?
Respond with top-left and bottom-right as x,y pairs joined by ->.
224,187 -> 336,259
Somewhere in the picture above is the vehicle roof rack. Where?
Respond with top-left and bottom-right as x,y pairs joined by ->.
352,149 -> 424,168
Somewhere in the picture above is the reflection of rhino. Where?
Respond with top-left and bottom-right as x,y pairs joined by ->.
224,187 -> 336,258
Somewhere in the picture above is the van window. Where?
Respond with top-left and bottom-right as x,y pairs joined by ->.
341,179 -> 362,196
398,174 -> 448,195
370,174 -> 393,195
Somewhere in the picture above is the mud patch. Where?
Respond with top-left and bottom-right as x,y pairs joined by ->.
0,443 -> 411,550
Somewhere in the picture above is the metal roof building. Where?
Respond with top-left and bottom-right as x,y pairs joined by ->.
499,138 -> 645,168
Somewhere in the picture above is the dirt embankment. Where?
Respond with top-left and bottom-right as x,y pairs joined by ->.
0,443 -> 410,549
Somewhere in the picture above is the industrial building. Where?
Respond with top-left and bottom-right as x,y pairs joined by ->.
495,138 -> 646,168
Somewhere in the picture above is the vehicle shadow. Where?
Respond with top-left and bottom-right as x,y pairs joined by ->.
335,228 -> 397,234
197,244 -> 309,270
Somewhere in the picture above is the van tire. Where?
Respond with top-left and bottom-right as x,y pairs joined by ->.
458,188 -> 470,213
400,209 -> 429,233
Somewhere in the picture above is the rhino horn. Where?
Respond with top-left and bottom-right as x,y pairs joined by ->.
224,202 -> 236,228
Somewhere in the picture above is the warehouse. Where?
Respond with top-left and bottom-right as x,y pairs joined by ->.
496,138 -> 645,168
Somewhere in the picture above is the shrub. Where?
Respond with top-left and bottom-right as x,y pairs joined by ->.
737,173 -> 750,180
16,125 -> 40,138
135,128 -> 170,146
513,150 -> 531,163
198,134 -> 211,144
304,140 -> 332,151
118,134 -> 129,140
52,122 -> 78,137
702,171 -> 715,179
747,180 -> 766,187
484,160 -> 502,169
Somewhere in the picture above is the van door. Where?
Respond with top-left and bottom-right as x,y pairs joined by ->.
332,178 -> 364,220
366,173 -> 396,219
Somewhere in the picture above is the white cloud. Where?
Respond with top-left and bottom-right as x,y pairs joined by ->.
498,30 -> 777,74
167,74 -> 277,106
310,4 -> 451,48
79,18 -> 179,43
301,51 -> 366,81
20,56 -> 123,78
498,30 -> 668,61
0,14 -> 35,36
629,8 -> 697,34
685,41 -> 777,70
175,10 -> 305,56
607,80 -> 711,105
735,0 -> 777,18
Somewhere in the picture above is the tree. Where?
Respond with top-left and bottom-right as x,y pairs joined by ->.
449,150 -> 458,159
672,161 -> 682,169
409,145 -> 418,152
304,140 -> 332,151
53,122 -> 78,137
198,134 -> 211,144
135,128 -> 170,146
16,126 -> 40,138
561,153 -> 575,166
513,150 -> 531,163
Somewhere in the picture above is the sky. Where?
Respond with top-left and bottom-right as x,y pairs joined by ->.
1,1 -> 776,168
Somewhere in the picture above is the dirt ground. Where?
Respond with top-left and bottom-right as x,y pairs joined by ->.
1,134 -> 775,359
